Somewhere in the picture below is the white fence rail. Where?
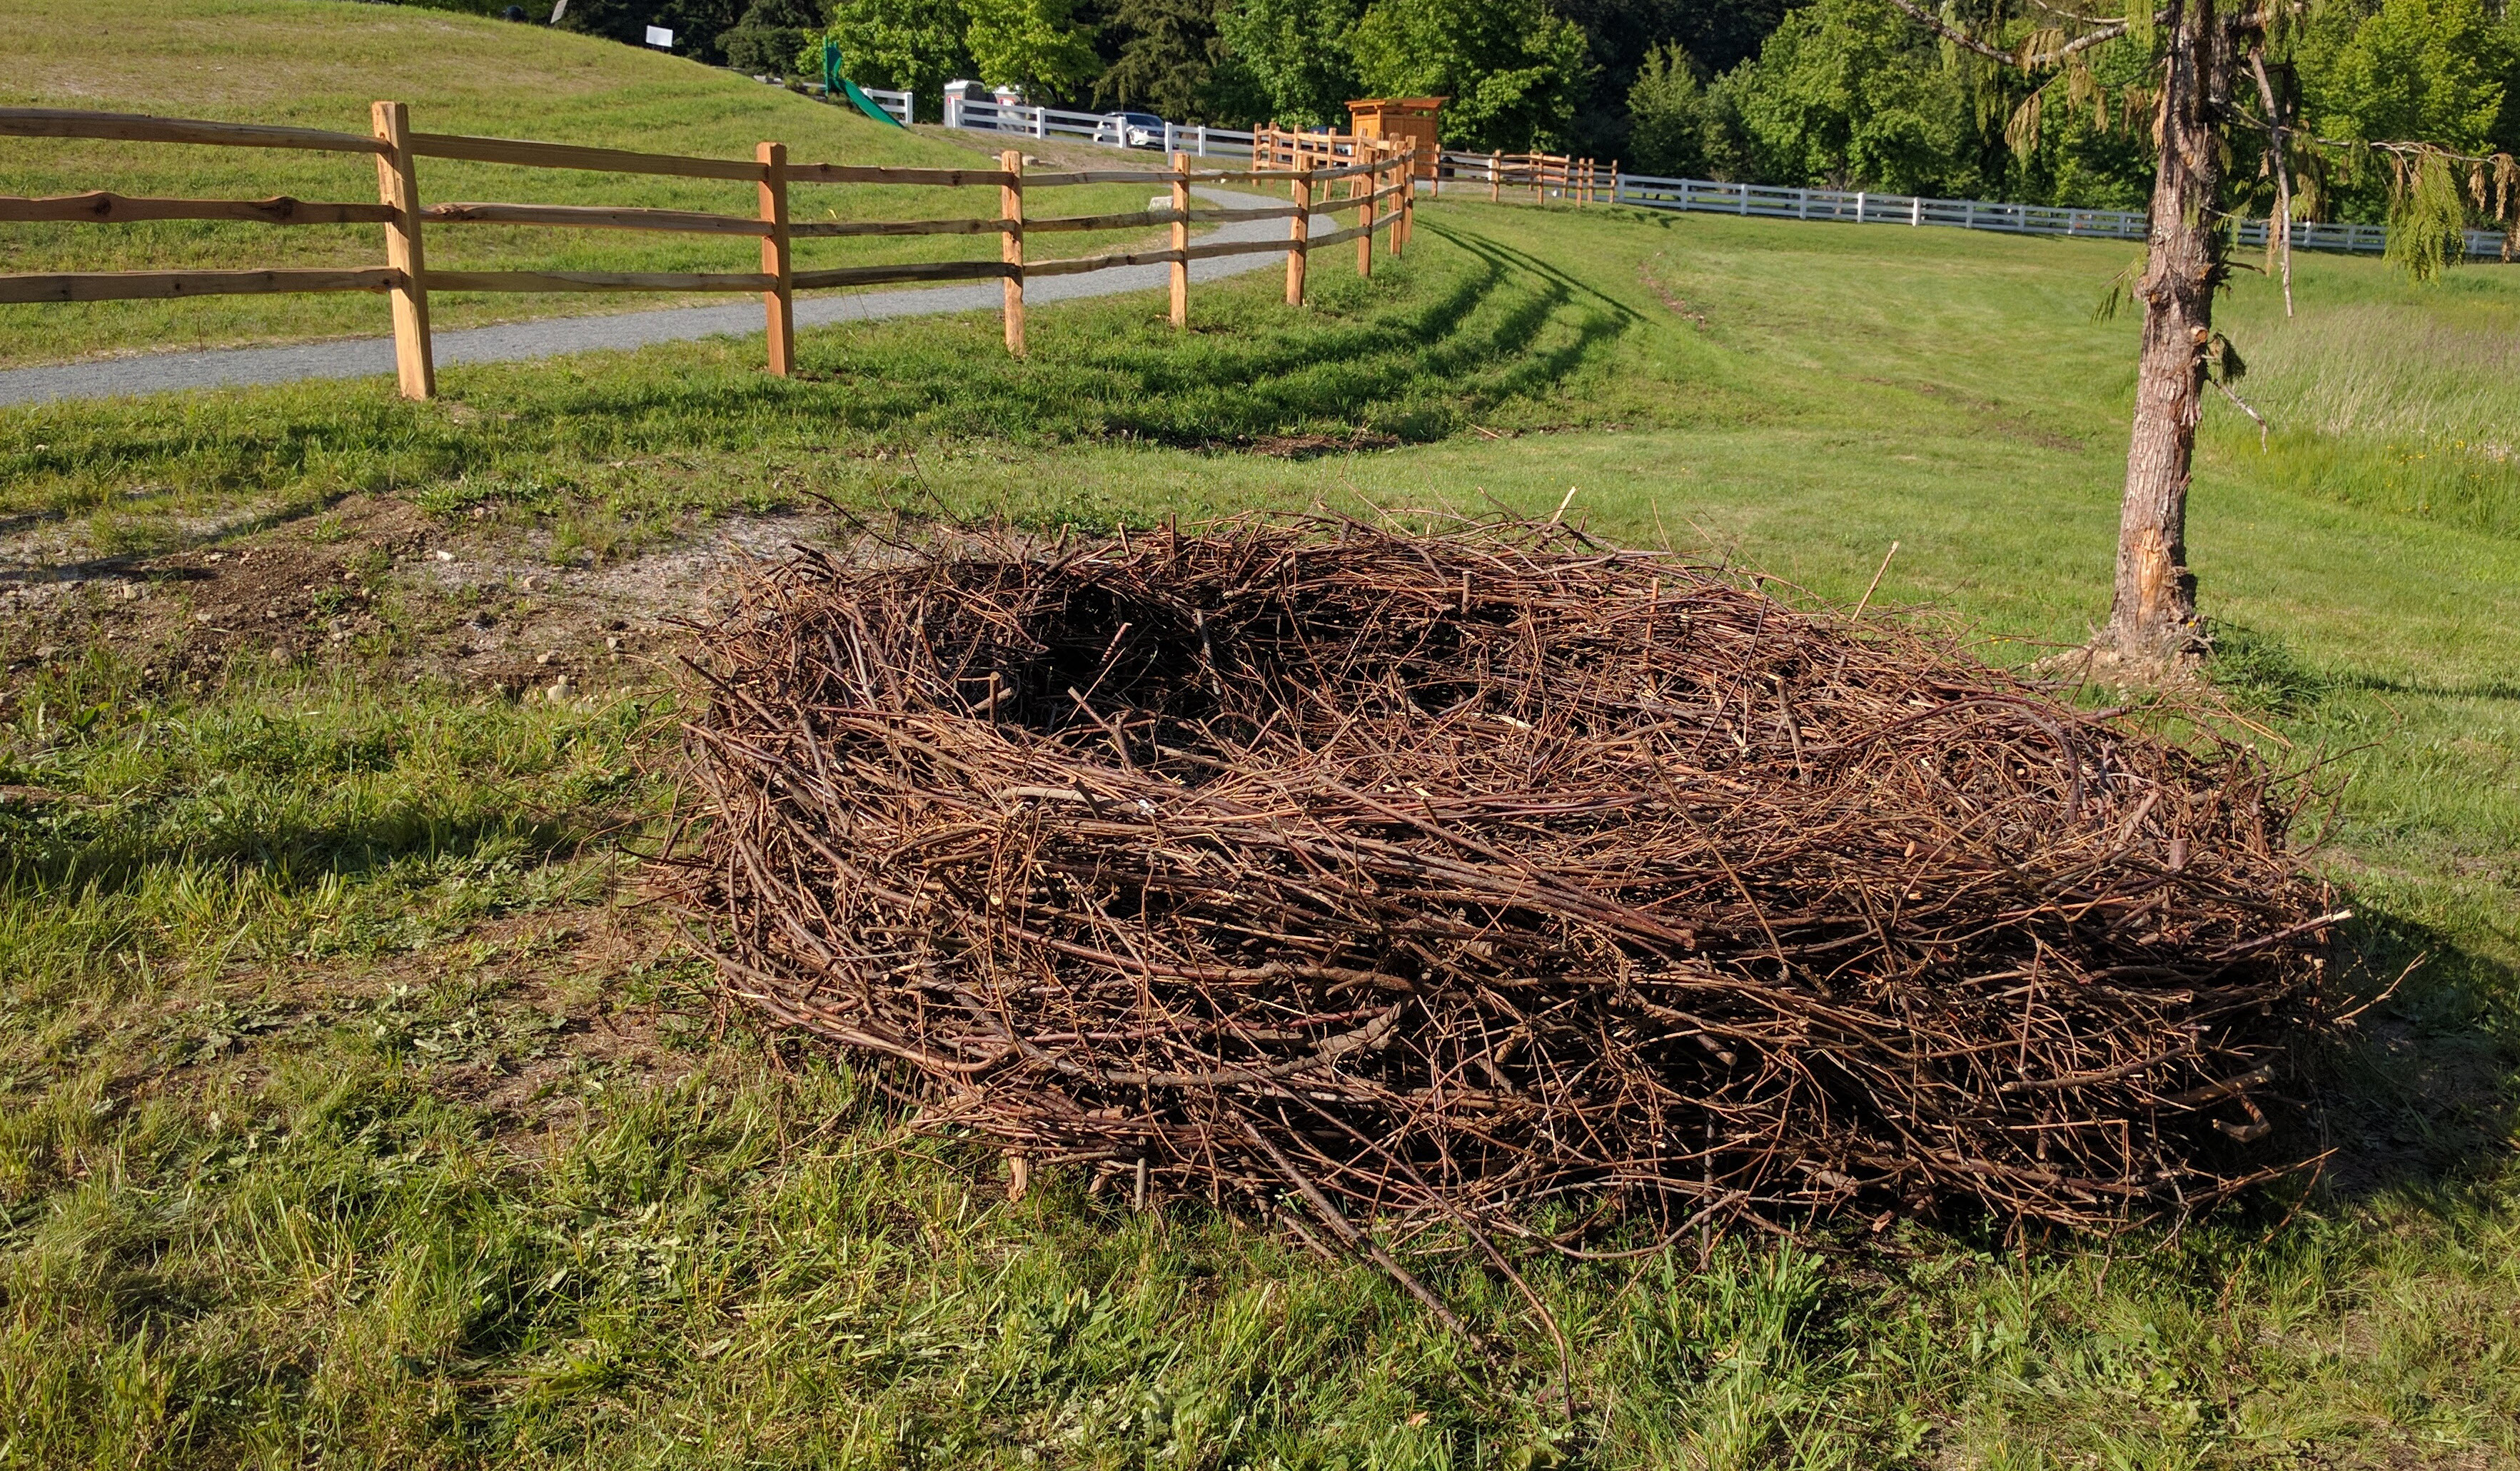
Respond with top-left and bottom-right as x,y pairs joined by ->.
942,97 -> 1256,159
1611,172 -> 2513,261
802,84 -> 913,126
860,86 -> 912,127
918,103 -> 2513,261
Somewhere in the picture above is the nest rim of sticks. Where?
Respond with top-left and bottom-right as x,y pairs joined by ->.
660,513 -> 2342,1295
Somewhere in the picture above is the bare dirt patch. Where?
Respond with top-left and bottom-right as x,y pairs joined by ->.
1,494 -> 824,705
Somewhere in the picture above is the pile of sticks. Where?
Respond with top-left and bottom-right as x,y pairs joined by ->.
667,518 -> 2338,1252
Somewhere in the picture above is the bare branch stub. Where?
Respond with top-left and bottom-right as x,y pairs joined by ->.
660,517 -> 2340,1257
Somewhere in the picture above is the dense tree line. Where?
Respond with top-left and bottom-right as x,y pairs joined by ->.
1625,0 -> 2519,221
527,0 -> 2519,221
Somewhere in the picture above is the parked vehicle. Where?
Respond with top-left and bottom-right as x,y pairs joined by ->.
1095,112 -> 1166,149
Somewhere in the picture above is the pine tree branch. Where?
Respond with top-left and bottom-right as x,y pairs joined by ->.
1883,0 -> 2154,69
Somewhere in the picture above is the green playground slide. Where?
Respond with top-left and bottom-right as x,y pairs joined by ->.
841,78 -> 905,129
822,41 -> 905,129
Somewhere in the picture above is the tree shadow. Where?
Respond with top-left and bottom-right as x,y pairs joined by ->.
2338,672 -> 2520,704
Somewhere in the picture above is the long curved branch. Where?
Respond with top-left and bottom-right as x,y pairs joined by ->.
1884,0 -> 2158,70
2245,48 -> 2295,316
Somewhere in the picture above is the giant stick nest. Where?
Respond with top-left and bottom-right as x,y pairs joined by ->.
662,516 -> 2340,1251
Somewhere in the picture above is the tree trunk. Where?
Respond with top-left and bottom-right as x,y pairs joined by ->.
2107,0 -> 2229,668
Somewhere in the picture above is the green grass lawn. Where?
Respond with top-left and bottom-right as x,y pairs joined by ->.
3,176 -> 2518,1467
0,0 -> 1181,369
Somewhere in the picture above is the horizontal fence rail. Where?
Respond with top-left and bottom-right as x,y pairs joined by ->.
0,103 -> 1416,397
942,96 -> 1260,161
1431,150 -> 1612,204
800,84 -> 914,127
860,87 -> 912,126
1608,172 -> 2516,261
907,87 -> 2514,260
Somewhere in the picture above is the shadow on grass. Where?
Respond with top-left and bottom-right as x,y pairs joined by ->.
2,803 -> 588,905
2339,673 -> 2520,704
2309,904 -> 2519,1205
0,220 -> 1645,509
2202,627 -> 2519,1206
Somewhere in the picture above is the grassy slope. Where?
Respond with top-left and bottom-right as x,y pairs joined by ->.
0,0 -> 1170,368
4,182 -> 2519,1466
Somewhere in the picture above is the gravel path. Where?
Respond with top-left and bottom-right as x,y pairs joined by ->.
0,188 -> 1329,408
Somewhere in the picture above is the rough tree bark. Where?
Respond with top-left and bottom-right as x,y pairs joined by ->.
2107,0 -> 2230,668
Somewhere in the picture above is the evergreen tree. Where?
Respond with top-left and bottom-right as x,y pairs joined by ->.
556,0 -> 750,64
1625,42 -> 1734,175
717,0 -> 825,76
1097,0 -> 1234,119
1553,0 -> 1790,157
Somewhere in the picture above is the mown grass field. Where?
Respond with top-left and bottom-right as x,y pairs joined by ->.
0,0 -> 1181,369
4,88 -> 2519,1470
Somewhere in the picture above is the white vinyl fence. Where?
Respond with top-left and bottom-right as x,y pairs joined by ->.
1611,172 -> 2514,261
917,98 -> 2512,261
800,84 -> 913,126
942,96 -> 1257,160
860,86 -> 912,126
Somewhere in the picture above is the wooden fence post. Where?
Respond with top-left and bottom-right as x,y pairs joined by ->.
1490,151 -> 1501,203
757,141 -> 793,376
1169,150 -> 1189,328
1286,167 -> 1310,306
1354,163 -> 1372,278
370,100 -> 433,401
1389,147 -> 1404,255
1000,149 -> 1025,356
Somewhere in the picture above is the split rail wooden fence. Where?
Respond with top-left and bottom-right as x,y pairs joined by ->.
1254,127 -> 1612,207
0,103 -> 1414,400
1431,151 -> 1612,205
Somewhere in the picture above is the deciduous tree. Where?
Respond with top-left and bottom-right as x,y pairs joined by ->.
1888,0 -> 2518,672
967,0 -> 1107,102
1349,0 -> 1596,150
1730,0 -> 1971,192
1217,0 -> 1365,126
818,0 -> 976,117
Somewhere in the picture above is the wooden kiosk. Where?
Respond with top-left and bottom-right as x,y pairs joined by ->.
1345,96 -> 1446,179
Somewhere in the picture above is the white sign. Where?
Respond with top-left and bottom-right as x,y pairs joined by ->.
643,24 -> 673,46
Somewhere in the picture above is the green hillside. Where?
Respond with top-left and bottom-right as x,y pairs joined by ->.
0,0 -> 1164,367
